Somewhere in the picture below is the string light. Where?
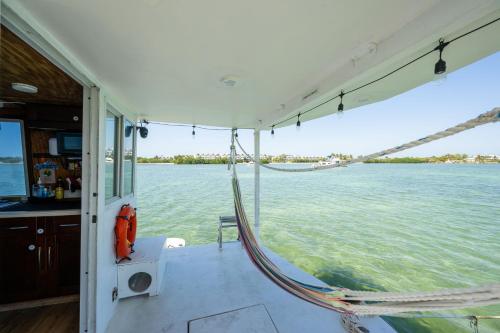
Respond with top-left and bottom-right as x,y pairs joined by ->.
141,18 -> 498,135
143,120 -> 257,141
235,129 -> 239,138
338,90 -> 344,112
434,39 -> 449,75
267,17 -> 500,131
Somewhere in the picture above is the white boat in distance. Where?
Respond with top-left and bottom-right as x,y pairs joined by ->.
313,157 -> 344,168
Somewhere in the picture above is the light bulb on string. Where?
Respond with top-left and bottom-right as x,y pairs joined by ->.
433,39 -> 448,85
434,39 -> 448,75
296,114 -> 301,131
337,91 -> 344,118
271,126 -> 275,137
192,125 -> 196,138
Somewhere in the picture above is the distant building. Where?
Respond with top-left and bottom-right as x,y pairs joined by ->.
464,156 -> 476,163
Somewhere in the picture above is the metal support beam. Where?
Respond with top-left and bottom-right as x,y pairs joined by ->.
254,129 -> 260,241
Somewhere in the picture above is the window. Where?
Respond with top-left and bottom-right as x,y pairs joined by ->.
123,119 -> 135,196
105,110 -> 120,201
0,119 -> 28,197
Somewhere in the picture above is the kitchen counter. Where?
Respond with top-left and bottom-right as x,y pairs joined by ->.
0,200 -> 81,218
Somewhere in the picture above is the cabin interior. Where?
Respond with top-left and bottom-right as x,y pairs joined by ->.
0,16 -> 139,331
0,24 -> 83,331
0,1 -> 499,333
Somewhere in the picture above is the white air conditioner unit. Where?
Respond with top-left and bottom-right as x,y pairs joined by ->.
117,236 -> 167,299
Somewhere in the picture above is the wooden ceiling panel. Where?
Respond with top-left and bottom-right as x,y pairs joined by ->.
0,25 -> 82,106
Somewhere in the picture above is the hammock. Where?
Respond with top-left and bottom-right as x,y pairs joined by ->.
231,170 -> 500,315
229,108 -> 500,316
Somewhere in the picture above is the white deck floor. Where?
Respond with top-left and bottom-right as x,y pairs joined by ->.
106,242 -> 395,333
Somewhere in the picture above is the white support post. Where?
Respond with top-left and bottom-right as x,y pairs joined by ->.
254,129 -> 261,242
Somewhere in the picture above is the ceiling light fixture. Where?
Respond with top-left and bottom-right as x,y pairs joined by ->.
220,75 -> 239,87
11,83 -> 38,94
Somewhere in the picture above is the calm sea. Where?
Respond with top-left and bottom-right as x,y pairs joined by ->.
0,163 -> 27,196
1,163 -> 498,332
136,163 -> 500,333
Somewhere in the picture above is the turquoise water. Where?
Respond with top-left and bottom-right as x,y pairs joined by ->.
2,161 -> 498,331
0,164 -> 27,197
136,163 -> 500,332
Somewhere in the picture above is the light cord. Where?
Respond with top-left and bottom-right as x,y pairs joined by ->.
270,17 -> 500,129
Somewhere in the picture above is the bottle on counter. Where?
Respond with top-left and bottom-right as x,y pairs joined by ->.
55,177 -> 64,200
35,177 -> 44,197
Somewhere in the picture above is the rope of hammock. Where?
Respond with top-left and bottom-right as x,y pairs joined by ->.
235,107 -> 500,172
228,108 -> 500,316
231,168 -> 500,316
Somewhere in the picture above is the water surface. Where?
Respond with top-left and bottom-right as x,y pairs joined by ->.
136,163 -> 500,333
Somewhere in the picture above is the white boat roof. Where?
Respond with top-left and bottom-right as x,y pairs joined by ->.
4,0 -> 500,129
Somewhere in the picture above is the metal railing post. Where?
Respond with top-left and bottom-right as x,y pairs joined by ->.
254,129 -> 260,242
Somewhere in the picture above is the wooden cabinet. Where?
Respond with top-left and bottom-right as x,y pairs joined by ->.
0,215 -> 80,304
49,216 -> 81,295
0,217 -> 38,303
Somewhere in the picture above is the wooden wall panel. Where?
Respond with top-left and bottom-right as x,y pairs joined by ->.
0,25 -> 83,106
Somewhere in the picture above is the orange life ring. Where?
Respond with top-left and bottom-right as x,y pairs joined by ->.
115,204 -> 137,262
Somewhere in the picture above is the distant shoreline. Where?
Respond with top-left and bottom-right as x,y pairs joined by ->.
136,161 -> 315,165
137,162 -> 175,165
365,157 -> 499,164
3,160 -> 496,165
136,154 -> 498,165
136,161 -> 499,165
136,161 -> 500,165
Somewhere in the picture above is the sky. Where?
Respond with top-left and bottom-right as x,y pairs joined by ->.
0,121 -> 23,157
137,52 -> 500,158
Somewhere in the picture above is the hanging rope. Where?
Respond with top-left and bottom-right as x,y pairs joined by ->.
228,107 -> 500,322
236,108 -> 500,172
228,108 -> 500,333
231,158 -> 500,316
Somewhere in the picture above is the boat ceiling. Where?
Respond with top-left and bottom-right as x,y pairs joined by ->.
5,0 -> 500,129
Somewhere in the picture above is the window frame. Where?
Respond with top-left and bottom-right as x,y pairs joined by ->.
0,118 -> 30,199
104,106 -> 122,205
122,117 -> 136,197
